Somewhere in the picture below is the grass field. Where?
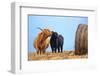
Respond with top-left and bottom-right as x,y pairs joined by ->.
28,51 -> 88,61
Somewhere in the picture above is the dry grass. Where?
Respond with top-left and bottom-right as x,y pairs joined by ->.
28,51 -> 88,61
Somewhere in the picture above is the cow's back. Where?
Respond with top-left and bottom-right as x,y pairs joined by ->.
58,35 -> 64,46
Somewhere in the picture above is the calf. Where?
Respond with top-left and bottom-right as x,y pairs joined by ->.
50,31 -> 64,53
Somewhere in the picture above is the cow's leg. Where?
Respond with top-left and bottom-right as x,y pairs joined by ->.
58,46 -> 60,53
61,45 -> 63,53
38,50 -> 41,54
55,47 -> 57,53
43,50 -> 45,54
39,50 -> 40,54
51,47 -> 54,53
40,50 -> 42,55
37,50 -> 39,54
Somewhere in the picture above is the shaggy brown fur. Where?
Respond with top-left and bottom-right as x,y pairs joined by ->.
34,28 -> 52,54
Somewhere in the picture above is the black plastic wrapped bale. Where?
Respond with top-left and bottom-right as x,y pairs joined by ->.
75,24 -> 88,55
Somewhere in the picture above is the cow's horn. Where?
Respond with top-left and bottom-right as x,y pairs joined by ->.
37,27 -> 43,31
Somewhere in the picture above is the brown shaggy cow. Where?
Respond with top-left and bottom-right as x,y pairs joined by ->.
33,28 -> 52,54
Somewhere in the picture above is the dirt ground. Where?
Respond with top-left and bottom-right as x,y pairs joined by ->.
28,51 -> 88,61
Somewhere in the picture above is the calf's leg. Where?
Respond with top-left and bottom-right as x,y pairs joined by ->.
61,45 -> 63,53
58,47 -> 60,53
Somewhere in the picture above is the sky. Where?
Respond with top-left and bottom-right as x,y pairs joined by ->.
28,15 -> 88,53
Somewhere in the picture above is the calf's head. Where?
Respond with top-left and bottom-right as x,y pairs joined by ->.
51,31 -> 58,38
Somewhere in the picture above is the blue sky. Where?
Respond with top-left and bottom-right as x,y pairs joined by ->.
28,15 -> 88,53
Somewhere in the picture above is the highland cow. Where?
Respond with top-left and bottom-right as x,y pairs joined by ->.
34,28 -> 52,54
